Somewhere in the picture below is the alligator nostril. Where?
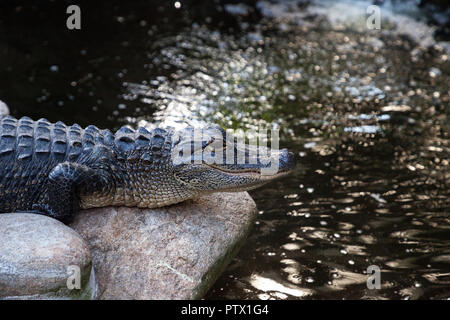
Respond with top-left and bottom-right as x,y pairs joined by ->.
279,149 -> 296,171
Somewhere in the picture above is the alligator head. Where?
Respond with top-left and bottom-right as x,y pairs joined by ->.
170,126 -> 296,193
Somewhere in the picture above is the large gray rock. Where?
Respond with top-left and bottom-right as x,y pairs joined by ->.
0,213 -> 96,299
70,192 -> 257,299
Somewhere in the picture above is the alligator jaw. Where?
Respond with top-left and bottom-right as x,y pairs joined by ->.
204,164 -> 293,180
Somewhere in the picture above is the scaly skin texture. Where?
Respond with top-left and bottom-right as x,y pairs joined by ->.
0,116 -> 295,222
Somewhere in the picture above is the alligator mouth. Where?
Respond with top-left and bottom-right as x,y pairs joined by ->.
203,165 -> 293,193
204,164 -> 293,180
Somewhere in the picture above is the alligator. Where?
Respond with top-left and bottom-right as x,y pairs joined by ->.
0,116 -> 295,222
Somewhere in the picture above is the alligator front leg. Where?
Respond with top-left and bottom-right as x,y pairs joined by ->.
32,162 -> 103,222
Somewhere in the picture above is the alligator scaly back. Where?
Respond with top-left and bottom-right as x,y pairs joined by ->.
0,116 -> 115,220
0,116 -> 180,222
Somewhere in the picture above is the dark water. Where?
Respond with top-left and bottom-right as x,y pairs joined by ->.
0,0 -> 449,299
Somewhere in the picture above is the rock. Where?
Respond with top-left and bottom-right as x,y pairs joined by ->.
0,213 -> 96,299
0,192 -> 257,300
70,192 -> 257,299
0,100 -> 9,118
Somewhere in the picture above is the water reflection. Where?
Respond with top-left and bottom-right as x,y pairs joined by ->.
177,2 -> 447,300
250,274 -> 313,298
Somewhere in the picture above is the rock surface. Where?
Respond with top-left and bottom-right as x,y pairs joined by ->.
70,192 -> 257,300
0,213 -> 96,299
